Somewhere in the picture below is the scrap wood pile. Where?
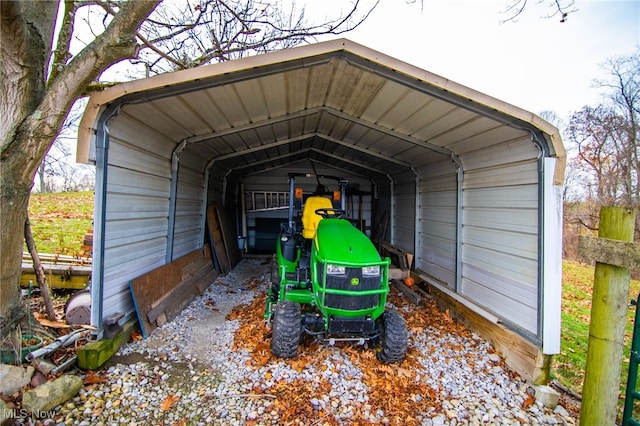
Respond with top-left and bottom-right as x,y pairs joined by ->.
227,287 -> 503,425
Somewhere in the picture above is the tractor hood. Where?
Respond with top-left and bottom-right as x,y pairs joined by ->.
314,219 -> 386,265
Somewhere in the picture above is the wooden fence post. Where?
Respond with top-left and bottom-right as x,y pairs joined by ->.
579,206 -> 636,426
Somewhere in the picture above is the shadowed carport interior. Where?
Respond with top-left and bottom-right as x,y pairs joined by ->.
77,39 -> 565,382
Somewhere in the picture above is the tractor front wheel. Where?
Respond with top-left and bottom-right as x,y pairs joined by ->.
271,301 -> 302,358
376,310 -> 408,363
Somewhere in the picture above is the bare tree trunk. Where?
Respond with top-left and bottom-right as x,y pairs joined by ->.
24,216 -> 57,321
1,0 -> 160,342
0,179 -> 31,352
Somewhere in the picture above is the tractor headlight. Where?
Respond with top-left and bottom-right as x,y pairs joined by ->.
326,264 -> 346,275
362,265 -> 380,276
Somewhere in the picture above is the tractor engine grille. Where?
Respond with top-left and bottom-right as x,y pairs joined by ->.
320,267 -> 380,311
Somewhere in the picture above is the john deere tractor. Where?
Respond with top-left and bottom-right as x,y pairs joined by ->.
265,173 -> 407,363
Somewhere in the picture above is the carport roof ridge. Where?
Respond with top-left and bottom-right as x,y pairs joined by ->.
77,38 -> 565,183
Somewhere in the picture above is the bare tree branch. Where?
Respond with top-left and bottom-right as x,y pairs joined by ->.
130,0 -> 380,74
49,0 -> 77,85
501,0 -> 577,23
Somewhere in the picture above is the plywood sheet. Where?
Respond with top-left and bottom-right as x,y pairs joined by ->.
129,248 -> 214,337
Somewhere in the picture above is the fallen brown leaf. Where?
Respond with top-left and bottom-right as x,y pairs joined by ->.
83,372 -> 107,385
160,394 -> 180,411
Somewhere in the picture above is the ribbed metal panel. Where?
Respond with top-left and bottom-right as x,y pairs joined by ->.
392,170 -> 416,252
416,160 -> 458,287
172,164 -> 205,259
99,114 -> 175,321
459,139 -> 540,334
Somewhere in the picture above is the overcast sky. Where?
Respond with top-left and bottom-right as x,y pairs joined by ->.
319,0 -> 639,121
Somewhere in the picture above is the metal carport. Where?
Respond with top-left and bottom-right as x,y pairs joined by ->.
77,38 -> 565,382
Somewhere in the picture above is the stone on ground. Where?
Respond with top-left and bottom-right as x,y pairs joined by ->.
22,374 -> 83,413
0,364 -> 35,396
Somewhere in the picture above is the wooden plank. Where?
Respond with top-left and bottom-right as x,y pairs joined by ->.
147,263 -> 215,323
215,202 -> 242,270
379,241 -> 412,270
207,204 -> 231,274
392,279 -> 423,306
388,266 -> 409,280
427,283 -> 547,384
129,249 -> 205,337
578,234 -> 640,269
413,281 -> 432,299
182,257 -> 209,277
21,272 -> 88,290
163,269 -> 218,323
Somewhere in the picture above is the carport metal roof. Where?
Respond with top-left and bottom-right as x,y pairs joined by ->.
77,38 -> 565,184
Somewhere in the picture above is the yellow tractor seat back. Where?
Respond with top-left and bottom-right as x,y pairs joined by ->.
301,196 -> 334,239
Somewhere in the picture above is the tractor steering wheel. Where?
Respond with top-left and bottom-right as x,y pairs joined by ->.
315,208 -> 345,219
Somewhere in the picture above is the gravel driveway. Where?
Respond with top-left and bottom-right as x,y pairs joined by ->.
53,258 -> 579,425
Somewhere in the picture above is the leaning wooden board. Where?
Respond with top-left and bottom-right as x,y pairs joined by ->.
206,204 -> 231,274
129,248 -> 216,337
206,202 -> 242,275
214,202 -> 242,270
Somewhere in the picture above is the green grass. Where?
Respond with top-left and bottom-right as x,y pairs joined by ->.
27,191 -> 94,256
555,259 -> 640,414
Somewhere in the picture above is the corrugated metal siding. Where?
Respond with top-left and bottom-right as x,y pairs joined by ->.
416,160 -> 458,288
100,111 -> 175,320
392,170 -> 416,252
172,162 -> 205,258
459,134 -> 540,333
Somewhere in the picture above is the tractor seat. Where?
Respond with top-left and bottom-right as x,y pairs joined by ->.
301,196 -> 333,239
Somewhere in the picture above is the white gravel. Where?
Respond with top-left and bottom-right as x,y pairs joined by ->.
53,258 -> 577,425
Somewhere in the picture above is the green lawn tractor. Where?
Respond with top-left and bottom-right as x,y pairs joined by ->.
265,173 -> 407,363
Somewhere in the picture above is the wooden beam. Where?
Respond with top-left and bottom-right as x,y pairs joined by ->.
578,235 -> 640,270
392,279 -> 423,306
427,284 -> 548,384
207,204 -> 231,274
77,319 -> 135,370
580,206 -> 637,426
378,241 -> 412,270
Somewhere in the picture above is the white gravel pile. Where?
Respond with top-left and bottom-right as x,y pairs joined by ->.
53,259 -> 577,425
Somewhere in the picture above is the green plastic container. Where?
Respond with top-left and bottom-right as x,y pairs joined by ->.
0,334 -> 44,364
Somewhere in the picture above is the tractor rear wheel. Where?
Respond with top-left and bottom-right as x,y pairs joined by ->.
376,310 -> 407,363
271,301 -> 302,358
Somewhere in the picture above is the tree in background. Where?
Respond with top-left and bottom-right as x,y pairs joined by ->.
0,0 -> 377,344
563,50 -> 640,256
134,0 -> 378,75
36,100 -> 96,193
